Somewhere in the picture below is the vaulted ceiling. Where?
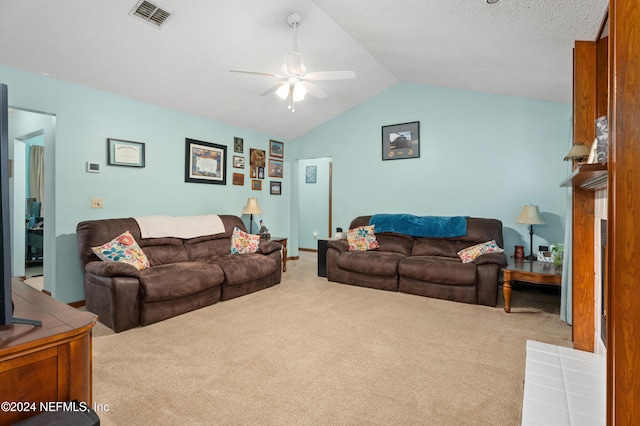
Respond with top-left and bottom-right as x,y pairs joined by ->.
0,0 -> 608,140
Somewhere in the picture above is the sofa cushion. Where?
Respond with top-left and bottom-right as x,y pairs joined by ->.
91,231 -> 150,270
399,256 -> 477,285
230,227 -> 261,254
210,254 -> 278,286
337,251 -> 405,276
139,262 -> 224,302
347,225 -> 380,251
411,239 -> 471,258
457,240 -> 504,263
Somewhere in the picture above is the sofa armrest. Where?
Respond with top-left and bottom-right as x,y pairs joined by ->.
84,271 -> 141,332
474,252 -> 508,266
258,241 -> 282,255
327,239 -> 349,252
85,260 -> 141,278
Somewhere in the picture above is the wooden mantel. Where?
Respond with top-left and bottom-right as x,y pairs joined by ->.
560,163 -> 608,190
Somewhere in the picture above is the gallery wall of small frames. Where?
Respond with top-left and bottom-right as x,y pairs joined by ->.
231,137 -> 283,195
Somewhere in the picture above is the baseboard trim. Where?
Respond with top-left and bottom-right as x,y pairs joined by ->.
298,248 -> 318,253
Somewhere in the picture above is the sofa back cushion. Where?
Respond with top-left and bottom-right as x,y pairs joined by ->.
349,216 -> 413,256
77,217 -> 189,268
411,218 -> 505,258
184,215 -> 247,261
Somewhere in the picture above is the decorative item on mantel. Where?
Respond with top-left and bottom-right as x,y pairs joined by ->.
241,197 -> 262,234
516,204 -> 545,261
563,143 -> 590,164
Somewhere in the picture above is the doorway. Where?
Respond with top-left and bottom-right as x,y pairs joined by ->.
9,108 -> 54,291
297,157 -> 332,251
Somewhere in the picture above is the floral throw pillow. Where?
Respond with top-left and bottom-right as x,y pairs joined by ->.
91,230 -> 150,270
457,240 -> 504,263
230,227 -> 261,254
347,225 -> 380,251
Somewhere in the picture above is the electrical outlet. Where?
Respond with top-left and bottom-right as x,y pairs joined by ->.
91,198 -> 103,208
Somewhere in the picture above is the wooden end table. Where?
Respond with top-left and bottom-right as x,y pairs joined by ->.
267,236 -> 287,272
502,259 -> 562,313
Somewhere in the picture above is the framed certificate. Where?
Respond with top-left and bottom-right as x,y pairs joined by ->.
107,138 -> 145,167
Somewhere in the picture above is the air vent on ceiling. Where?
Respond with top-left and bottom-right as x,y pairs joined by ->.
130,0 -> 171,28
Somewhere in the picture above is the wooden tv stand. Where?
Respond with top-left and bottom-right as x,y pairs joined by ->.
0,281 -> 97,425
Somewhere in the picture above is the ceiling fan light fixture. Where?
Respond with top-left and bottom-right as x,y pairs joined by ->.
293,83 -> 307,102
276,84 -> 289,100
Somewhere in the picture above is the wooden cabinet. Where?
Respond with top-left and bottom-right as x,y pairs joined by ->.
0,281 -> 96,425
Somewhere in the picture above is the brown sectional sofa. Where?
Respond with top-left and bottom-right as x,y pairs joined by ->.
326,215 -> 507,306
76,215 -> 282,332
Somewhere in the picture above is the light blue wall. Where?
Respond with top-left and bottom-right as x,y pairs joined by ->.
298,157 -> 331,249
2,64 -> 572,303
1,65 -> 291,303
293,82 -> 572,258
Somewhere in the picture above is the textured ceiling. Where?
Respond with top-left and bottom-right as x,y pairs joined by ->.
0,0 -> 608,140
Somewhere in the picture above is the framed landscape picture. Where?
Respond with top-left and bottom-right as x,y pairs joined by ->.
233,155 -> 245,168
268,159 -> 283,178
251,179 -> 262,190
184,138 -> 227,185
269,140 -> 284,158
382,121 -> 420,160
270,181 -> 281,195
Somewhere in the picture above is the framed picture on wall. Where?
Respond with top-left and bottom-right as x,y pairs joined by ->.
270,181 -> 281,195
305,165 -> 317,183
232,173 -> 244,186
268,159 -> 283,178
251,179 -> 262,190
269,140 -> 284,158
107,138 -> 145,167
234,137 -> 244,153
184,138 -> 227,185
233,155 -> 245,168
381,121 -> 420,160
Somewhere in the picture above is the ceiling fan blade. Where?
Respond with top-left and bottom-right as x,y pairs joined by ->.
260,82 -> 286,96
286,51 -> 302,75
304,70 -> 356,81
304,82 -> 328,99
230,69 -> 282,78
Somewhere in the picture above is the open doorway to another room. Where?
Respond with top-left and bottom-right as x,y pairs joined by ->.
9,108 -> 54,293
297,157 -> 332,252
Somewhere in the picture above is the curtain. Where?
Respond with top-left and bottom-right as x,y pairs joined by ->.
29,145 -> 45,214
560,186 -> 573,325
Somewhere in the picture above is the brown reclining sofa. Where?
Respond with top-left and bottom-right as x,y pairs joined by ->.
76,215 -> 282,332
326,215 -> 507,306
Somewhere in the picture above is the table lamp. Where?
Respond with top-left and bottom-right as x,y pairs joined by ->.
241,197 -> 262,233
516,204 -> 545,261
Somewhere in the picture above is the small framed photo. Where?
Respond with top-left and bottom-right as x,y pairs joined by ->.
185,138 -> 227,185
270,181 -> 282,195
107,138 -> 145,167
232,173 -> 244,186
251,179 -> 262,190
382,121 -> 420,160
233,155 -> 245,168
269,140 -> 284,158
268,159 -> 283,178
234,137 -> 244,153
305,165 -> 317,183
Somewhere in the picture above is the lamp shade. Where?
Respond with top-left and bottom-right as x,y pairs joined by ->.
516,205 -> 545,225
241,197 -> 263,215
563,143 -> 591,161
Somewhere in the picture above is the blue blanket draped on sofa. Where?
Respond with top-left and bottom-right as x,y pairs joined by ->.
369,214 -> 468,238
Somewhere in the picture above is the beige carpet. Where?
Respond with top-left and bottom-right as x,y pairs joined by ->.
92,252 -> 571,425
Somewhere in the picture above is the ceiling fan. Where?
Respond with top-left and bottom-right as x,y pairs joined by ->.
230,12 -> 356,112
